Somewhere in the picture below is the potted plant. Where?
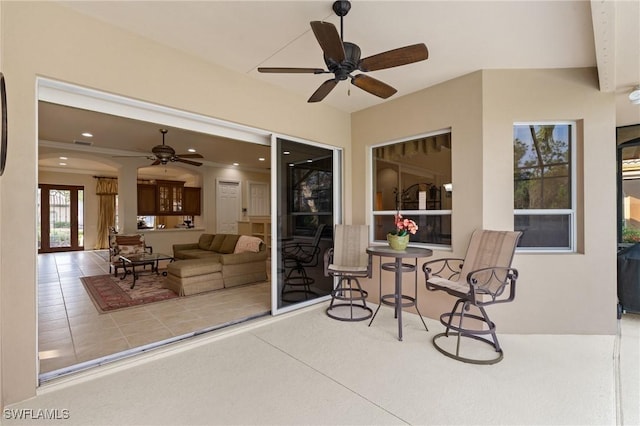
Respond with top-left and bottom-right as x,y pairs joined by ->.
387,213 -> 418,250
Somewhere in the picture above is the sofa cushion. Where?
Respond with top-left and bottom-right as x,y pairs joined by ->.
209,234 -> 226,252
167,259 -> 222,277
177,250 -> 221,261
219,234 -> 241,254
234,235 -> 263,253
198,234 -> 215,250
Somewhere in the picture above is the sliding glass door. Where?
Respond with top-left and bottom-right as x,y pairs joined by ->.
272,137 -> 342,314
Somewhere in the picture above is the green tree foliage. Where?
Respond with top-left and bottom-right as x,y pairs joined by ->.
514,125 -> 571,209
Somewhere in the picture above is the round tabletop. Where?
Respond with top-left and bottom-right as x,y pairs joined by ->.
366,246 -> 433,259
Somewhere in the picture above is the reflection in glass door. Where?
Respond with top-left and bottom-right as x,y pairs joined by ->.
273,137 -> 341,313
38,184 -> 84,253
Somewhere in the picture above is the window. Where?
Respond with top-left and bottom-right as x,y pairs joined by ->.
371,130 -> 452,247
513,122 -> 575,250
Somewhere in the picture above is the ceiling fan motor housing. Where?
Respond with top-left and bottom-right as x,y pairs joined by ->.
325,42 -> 361,80
152,144 -> 175,160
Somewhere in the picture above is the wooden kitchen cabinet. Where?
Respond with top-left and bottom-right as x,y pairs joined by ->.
137,184 -> 157,215
137,181 -> 201,216
183,187 -> 201,216
157,180 -> 184,214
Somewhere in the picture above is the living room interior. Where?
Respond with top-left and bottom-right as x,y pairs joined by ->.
37,98 -> 335,377
1,0 -> 639,422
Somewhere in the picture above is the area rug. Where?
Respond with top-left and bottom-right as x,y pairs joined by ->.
81,272 -> 178,313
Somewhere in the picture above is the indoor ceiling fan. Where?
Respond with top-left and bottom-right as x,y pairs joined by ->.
258,0 -> 429,103
116,129 -> 204,167
150,129 -> 203,166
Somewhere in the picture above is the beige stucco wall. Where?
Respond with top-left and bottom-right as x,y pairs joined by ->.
0,2 -> 349,406
352,68 -> 617,336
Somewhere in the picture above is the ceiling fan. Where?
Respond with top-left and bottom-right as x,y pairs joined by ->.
115,129 -> 204,166
149,129 -> 203,166
258,0 -> 429,103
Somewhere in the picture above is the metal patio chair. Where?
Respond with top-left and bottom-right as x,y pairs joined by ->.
422,229 -> 522,364
324,224 -> 373,321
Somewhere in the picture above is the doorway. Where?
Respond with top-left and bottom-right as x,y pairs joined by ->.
38,184 -> 84,253
216,179 -> 241,234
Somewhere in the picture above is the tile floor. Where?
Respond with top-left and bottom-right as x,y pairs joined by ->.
38,251 -> 271,376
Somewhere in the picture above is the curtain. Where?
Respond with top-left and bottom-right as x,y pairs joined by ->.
94,178 -> 118,249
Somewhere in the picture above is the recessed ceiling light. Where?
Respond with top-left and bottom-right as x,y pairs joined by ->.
59,162 -> 67,166
81,132 -> 93,138
188,148 -> 196,153
283,151 -> 290,155
59,156 -> 68,160
307,159 -> 313,163
258,157 -> 265,161
232,162 -> 239,166
289,163 -> 294,167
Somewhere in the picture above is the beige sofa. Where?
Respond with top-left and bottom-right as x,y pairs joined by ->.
166,233 -> 268,295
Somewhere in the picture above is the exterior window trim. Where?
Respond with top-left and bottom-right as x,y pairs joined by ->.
514,121 -> 577,253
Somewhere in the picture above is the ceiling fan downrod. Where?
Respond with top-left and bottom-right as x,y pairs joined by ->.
332,0 -> 351,41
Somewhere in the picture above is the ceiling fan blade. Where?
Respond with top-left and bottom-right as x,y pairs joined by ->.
359,43 -> 429,72
351,74 -> 397,99
310,21 -> 345,63
151,159 -> 162,166
175,153 -> 204,159
258,67 -> 326,74
308,79 -> 339,103
175,158 -> 203,167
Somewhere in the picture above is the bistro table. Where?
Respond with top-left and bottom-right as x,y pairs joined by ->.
366,246 -> 433,341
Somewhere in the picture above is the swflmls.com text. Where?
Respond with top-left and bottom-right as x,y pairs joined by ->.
3,408 -> 70,420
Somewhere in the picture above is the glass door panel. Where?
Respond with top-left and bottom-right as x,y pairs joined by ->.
49,189 -> 71,249
39,184 -> 84,253
272,137 -> 340,313
619,140 -> 640,244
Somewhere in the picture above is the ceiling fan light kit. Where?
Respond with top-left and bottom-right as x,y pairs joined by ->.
258,0 -> 429,103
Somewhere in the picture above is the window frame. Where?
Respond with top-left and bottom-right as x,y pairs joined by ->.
369,128 -> 453,249
513,121 -> 577,252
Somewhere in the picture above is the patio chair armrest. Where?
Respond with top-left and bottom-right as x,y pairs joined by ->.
465,266 -> 519,300
422,257 -> 465,280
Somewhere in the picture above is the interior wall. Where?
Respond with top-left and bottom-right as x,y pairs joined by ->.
0,1 -> 350,406
352,68 -> 617,336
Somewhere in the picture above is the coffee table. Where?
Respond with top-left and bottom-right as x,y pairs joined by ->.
119,253 -> 174,289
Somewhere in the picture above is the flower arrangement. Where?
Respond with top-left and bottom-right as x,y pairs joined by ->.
389,213 -> 418,237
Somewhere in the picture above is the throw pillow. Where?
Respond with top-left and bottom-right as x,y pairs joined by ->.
234,236 -> 263,253
115,234 -> 145,246
118,244 -> 145,256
